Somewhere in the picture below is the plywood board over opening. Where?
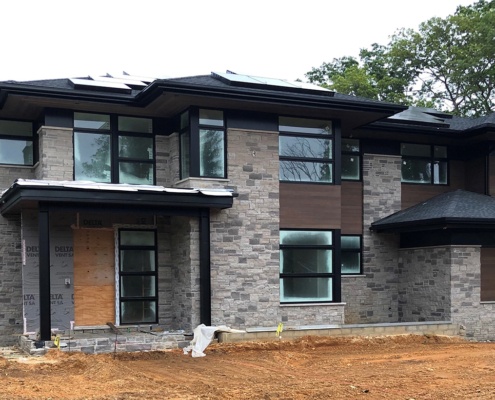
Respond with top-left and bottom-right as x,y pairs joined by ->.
73,229 -> 115,326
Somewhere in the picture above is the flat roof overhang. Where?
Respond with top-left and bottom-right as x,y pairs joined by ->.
0,180 -> 234,216
0,79 -> 406,130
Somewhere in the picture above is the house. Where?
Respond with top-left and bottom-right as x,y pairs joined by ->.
0,71 -> 494,348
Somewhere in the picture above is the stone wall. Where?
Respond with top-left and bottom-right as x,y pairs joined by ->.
398,247 -> 451,322
0,214 -> 23,345
342,154 -> 401,323
155,134 -> 180,187
449,246 -> 483,339
156,216 -> 173,327
35,127 -> 73,180
169,216 -> 200,331
208,128 -> 280,329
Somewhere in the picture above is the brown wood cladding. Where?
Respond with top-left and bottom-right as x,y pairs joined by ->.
341,181 -> 363,234
401,160 -> 467,209
280,183 -> 341,229
481,247 -> 495,302
465,157 -> 486,194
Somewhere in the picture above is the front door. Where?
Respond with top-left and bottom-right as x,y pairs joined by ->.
73,229 -> 115,326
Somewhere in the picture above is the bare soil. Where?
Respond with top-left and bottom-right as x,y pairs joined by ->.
1,335 -> 494,399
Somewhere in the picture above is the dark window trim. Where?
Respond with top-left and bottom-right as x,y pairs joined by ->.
341,137 -> 361,182
279,228 -> 341,304
73,112 -> 155,184
401,142 -> 449,186
118,228 -> 158,325
341,234 -> 362,275
279,116 -> 336,185
180,107 -> 227,179
0,118 -> 36,166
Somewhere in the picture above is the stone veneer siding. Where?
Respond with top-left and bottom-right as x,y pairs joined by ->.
398,247 -> 452,322
0,161 -> 35,344
155,133 -> 180,187
208,128 -> 280,328
35,127 -> 73,180
342,154 -> 401,323
169,216 -> 201,331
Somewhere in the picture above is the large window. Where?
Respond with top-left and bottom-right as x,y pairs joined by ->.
279,117 -> 334,183
119,229 -> 158,324
280,230 -> 335,303
341,235 -> 362,274
0,120 -> 34,166
341,138 -> 361,181
180,108 -> 226,179
74,113 -> 154,184
401,143 -> 447,185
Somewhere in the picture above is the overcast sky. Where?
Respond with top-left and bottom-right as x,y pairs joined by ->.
1,0 -> 475,83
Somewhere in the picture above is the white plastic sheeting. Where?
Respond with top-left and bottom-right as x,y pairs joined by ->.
183,324 -> 245,358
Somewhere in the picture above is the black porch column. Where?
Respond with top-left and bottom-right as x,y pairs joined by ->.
38,203 -> 51,340
199,208 -> 211,325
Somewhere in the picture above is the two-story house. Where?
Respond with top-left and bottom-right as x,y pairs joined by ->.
0,72 -> 494,347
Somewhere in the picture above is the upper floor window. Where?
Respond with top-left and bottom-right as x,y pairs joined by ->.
280,230 -> 336,303
180,108 -> 226,179
0,120 -> 34,166
279,117 -> 333,183
401,143 -> 447,185
341,138 -> 360,181
74,113 -> 154,184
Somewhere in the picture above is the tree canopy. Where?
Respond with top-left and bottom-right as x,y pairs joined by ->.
306,0 -> 495,116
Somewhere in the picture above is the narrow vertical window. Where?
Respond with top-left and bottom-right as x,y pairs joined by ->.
199,109 -> 225,178
119,229 -> 158,324
341,138 -> 361,181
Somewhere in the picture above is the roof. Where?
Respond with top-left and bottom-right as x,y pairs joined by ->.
0,179 -> 234,216
371,190 -> 495,233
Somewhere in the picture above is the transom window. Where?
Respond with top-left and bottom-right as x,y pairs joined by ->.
180,108 -> 226,179
279,117 -> 334,183
74,113 -> 154,184
280,230 -> 335,303
119,229 -> 158,324
401,143 -> 447,185
0,119 -> 34,166
341,138 -> 361,181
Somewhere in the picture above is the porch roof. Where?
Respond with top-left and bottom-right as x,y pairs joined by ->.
0,179 -> 234,215
371,190 -> 495,233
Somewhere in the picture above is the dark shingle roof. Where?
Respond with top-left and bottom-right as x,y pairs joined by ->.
371,190 -> 495,232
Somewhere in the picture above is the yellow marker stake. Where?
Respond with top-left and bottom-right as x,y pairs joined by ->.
53,335 -> 60,350
276,322 -> 284,337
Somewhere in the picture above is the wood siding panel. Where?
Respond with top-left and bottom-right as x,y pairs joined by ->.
341,181 -> 363,234
481,248 -> 495,302
73,229 -> 115,326
280,183 -> 341,229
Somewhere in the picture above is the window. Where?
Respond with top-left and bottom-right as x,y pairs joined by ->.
341,138 -> 360,181
279,117 -> 333,183
341,235 -> 361,274
0,120 -> 34,166
74,113 -> 154,184
280,230 -> 335,303
119,229 -> 158,324
180,108 -> 226,179
401,143 -> 447,184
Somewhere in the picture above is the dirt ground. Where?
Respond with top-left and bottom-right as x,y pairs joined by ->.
1,335 -> 494,399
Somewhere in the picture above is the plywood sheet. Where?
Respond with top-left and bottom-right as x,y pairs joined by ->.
73,229 -> 115,325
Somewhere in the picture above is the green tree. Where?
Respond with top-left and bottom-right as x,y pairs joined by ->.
307,0 -> 495,116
